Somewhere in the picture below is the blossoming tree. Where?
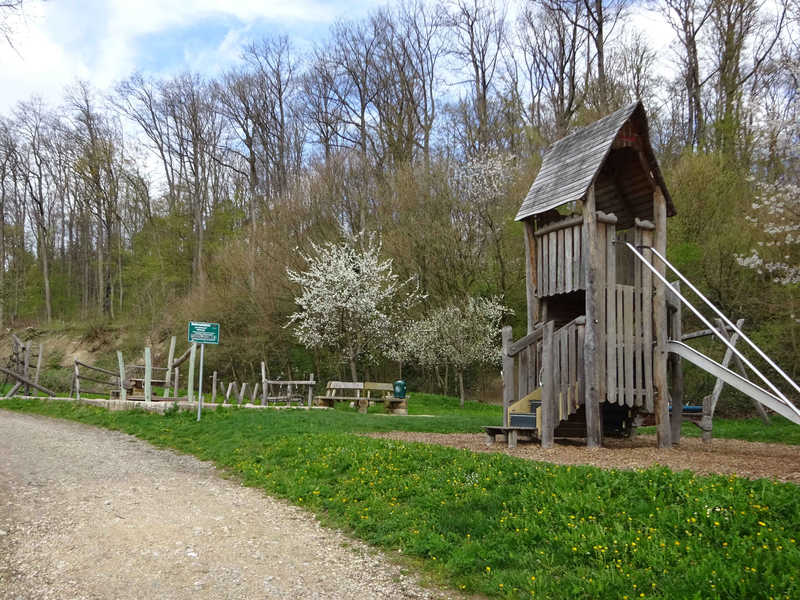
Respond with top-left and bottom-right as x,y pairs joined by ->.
405,297 -> 512,408
286,231 -> 423,382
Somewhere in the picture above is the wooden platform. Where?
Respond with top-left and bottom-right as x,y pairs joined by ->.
483,426 -> 539,449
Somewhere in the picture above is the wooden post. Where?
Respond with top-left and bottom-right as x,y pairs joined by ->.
606,222 -> 617,404
653,188 -> 672,448
583,186 -> 602,448
702,393 -> 713,443
709,319 -> 771,425
173,367 -> 179,398
144,347 -> 152,402
307,373 -> 314,409
524,218 -> 540,395
238,383 -> 247,405
74,359 -> 81,401
32,344 -> 44,397
23,343 -> 31,396
211,371 -> 217,404
226,382 -> 234,403
187,343 -> 197,403
117,351 -> 127,401
250,383 -> 259,403
524,219 -> 540,330
261,362 -> 267,406
163,336 -> 176,398
501,326 -> 514,428
670,281 -> 684,444
540,321 -> 555,449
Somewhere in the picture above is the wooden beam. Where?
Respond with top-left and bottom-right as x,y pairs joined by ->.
502,326 -> 514,428
652,188 -> 672,448
533,214 -> 584,238
507,327 -> 544,356
144,347 -> 152,402
583,184 -> 602,448
670,281 -> 684,444
117,351 -> 127,402
708,319 -> 771,425
635,148 -> 658,192
187,343 -> 197,403
33,344 -> 44,398
163,336 -> 176,397
540,321 -> 555,449
0,365 -> 57,397
682,326 -> 736,342
524,218 -> 540,329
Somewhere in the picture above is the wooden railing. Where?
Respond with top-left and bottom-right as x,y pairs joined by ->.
501,325 -> 543,427
539,317 -> 586,445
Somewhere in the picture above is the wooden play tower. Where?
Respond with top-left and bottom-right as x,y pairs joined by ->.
486,101 -> 800,450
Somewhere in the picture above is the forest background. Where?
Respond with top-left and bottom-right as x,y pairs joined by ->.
0,0 -> 798,404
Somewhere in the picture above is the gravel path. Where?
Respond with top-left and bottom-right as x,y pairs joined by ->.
0,412 -> 454,600
366,432 -> 800,482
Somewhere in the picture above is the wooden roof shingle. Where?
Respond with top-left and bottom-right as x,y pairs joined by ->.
516,101 -> 675,221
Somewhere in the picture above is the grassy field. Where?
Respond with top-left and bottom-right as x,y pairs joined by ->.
2,396 -> 798,599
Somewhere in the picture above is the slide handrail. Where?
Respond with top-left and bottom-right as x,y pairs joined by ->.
647,246 -> 800,398
618,241 -> 800,422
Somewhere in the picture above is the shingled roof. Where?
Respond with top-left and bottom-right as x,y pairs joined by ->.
516,101 -> 675,223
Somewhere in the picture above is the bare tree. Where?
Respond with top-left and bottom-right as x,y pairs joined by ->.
519,2 -> 586,139
444,0 -> 509,153
11,97 -> 53,323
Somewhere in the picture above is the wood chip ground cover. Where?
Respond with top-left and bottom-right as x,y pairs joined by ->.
3,399 -> 799,600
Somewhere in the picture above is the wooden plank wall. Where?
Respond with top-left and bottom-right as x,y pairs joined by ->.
603,219 -> 655,409
535,216 -> 585,298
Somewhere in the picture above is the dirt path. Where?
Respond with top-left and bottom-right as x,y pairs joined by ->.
0,412 -> 453,600
366,432 -> 800,482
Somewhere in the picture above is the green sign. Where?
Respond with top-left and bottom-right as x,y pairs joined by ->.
188,322 -> 220,345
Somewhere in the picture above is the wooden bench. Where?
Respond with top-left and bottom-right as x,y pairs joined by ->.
483,426 -> 539,449
314,381 -> 408,415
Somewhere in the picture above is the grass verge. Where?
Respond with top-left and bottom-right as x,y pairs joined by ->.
2,398 -> 799,599
640,415 -> 800,445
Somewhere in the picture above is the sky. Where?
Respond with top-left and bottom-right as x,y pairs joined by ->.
0,0 -> 676,113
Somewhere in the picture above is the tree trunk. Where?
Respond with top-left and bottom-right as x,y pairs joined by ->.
39,224 -> 52,324
458,369 -> 465,409
97,211 -> 104,314
349,356 -> 358,383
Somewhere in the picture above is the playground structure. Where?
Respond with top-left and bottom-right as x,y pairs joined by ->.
490,101 -> 800,449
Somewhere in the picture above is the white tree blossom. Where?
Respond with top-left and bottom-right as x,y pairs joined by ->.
286,231 -> 423,381
736,179 -> 800,285
401,296 -> 512,408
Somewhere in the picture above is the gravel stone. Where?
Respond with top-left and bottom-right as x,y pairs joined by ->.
366,431 -> 800,482
0,412 -> 455,600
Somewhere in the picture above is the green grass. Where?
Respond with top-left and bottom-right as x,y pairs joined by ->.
640,416 -> 800,445
2,397 -> 799,599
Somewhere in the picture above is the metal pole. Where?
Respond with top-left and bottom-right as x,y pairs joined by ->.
197,344 -> 204,421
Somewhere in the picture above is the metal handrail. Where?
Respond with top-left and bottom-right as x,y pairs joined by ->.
647,246 -> 800,398
617,241 -> 800,420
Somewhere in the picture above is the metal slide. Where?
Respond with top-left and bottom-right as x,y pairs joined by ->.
618,240 -> 800,426
667,341 -> 800,425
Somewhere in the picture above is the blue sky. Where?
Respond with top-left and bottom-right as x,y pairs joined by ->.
0,0 -> 673,112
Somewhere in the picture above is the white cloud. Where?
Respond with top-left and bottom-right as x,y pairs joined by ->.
0,0 -> 363,112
